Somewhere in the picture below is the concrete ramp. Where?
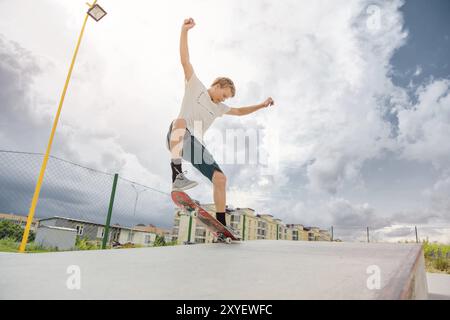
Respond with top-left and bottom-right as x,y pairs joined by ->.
0,241 -> 427,299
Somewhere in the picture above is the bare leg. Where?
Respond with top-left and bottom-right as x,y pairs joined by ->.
212,170 -> 227,213
169,119 -> 187,159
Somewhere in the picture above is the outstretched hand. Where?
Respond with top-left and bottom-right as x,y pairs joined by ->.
182,18 -> 196,31
261,97 -> 275,108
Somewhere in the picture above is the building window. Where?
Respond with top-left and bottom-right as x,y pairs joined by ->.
195,229 -> 206,237
127,232 -> 134,242
97,227 -> 105,238
144,235 -> 152,244
76,225 -> 84,236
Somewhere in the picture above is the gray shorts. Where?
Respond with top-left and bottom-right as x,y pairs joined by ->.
166,122 -> 223,182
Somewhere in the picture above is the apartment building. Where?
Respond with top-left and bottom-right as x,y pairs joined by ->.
319,229 -> 332,241
277,221 -> 292,240
238,208 -> 259,241
257,214 -> 277,240
172,204 -> 237,244
286,224 -> 309,241
172,204 -> 332,244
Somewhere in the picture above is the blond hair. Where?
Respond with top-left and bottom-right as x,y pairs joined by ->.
211,77 -> 236,97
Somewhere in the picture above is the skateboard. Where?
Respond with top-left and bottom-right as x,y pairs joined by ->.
171,191 -> 240,244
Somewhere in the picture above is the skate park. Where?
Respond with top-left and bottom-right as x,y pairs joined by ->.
1,240 -> 449,300
1,0 -> 450,302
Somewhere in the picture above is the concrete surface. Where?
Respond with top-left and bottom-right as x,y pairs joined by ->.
0,241 -> 428,300
427,273 -> 450,300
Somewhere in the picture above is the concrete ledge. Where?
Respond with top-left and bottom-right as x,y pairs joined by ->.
427,273 -> 450,300
0,241 -> 427,300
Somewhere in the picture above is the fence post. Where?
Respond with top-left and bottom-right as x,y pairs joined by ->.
331,226 -> 334,242
187,215 -> 193,243
415,226 -> 419,243
367,227 -> 370,243
102,173 -> 118,249
242,215 -> 246,241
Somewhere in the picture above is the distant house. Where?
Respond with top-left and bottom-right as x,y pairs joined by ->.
38,216 -> 157,247
133,224 -> 172,243
0,213 -> 39,232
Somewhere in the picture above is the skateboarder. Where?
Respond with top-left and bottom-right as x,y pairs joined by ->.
167,17 -> 275,228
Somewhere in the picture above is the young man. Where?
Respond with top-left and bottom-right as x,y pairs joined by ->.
167,17 -> 275,228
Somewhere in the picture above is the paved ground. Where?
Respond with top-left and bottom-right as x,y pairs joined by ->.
427,273 -> 450,300
0,241 -> 428,300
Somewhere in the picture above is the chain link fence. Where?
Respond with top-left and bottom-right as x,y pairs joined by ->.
0,150 -> 174,252
328,225 -> 450,244
1,150 -> 449,253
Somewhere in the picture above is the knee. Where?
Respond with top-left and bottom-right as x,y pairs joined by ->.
172,118 -> 187,129
170,119 -> 187,141
212,171 -> 227,187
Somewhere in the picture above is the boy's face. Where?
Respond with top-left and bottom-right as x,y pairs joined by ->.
209,85 -> 233,104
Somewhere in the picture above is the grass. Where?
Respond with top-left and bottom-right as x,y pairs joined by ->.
423,242 -> 450,274
0,238 -> 20,253
0,237 -> 56,253
0,237 -> 178,253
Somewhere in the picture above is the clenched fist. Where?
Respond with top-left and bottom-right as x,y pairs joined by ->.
182,18 -> 196,31
261,97 -> 275,108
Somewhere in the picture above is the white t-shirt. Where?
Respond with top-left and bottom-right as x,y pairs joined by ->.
178,73 -> 231,141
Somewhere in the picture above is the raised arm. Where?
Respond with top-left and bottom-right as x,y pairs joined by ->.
180,18 -> 195,82
226,98 -> 275,116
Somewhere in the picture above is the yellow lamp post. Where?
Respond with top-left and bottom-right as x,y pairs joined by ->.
19,1 -> 107,253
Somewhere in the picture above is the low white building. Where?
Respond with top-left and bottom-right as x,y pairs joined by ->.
35,225 -> 77,251
39,216 -> 158,248
116,227 -> 157,246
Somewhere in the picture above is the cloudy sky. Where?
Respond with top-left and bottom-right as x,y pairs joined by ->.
1,0 -> 449,242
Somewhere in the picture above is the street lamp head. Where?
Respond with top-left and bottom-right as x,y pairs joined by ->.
88,4 -> 107,22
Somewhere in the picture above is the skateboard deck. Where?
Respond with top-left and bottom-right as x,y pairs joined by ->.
171,191 -> 240,243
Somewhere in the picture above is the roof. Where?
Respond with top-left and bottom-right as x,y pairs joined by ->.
236,208 -> 255,212
38,225 -> 77,232
39,216 -> 105,226
39,216 -> 156,234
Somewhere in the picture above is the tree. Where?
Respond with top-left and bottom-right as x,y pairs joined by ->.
0,220 -> 35,242
153,234 -> 166,247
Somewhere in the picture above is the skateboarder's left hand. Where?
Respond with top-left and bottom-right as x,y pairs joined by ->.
261,97 -> 275,108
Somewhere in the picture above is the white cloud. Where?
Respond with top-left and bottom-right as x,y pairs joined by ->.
1,0 -> 450,238
397,79 -> 450,169
414,66 -> 423,76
